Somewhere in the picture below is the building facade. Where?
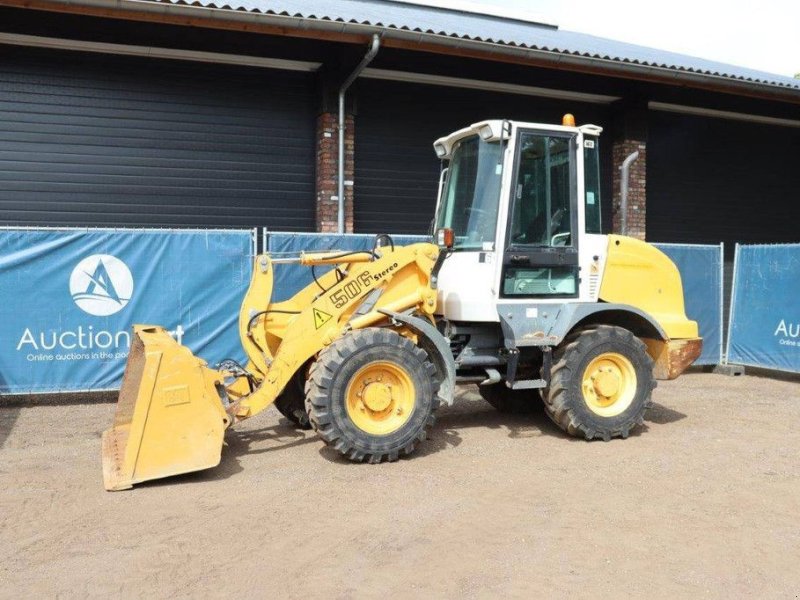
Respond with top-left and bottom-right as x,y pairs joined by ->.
0,0 -> 798,253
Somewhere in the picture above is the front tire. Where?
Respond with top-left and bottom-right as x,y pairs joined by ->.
305,328 -> 439,463
543,325 -> 655,441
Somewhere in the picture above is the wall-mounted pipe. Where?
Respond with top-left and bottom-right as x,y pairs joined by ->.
619,150 -> 639,235
337,34 -> 381,233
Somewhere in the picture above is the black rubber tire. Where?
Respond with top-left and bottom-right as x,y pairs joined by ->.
273,370 -> 311,430
542,325 -> 656,441
305,328 -> 439,463
478,384 -> 542,414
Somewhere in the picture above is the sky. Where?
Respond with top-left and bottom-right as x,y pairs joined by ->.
409,0 -> 800,78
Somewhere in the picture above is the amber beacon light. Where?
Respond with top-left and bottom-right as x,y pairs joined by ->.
436,227 -> 454,249
562,113 -> 576,126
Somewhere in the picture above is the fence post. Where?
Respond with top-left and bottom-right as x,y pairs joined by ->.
718,242 -> 724,365
724,243 -> 740,365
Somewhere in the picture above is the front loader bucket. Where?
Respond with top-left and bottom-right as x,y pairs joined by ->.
101,326 -> 230,491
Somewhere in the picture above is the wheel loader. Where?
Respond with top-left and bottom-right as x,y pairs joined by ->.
102,115 -> 702,490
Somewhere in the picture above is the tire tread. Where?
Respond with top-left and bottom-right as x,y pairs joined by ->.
305,328 -> 439,463
542,325 -> 656,441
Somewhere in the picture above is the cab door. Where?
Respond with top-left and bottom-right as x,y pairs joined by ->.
500,130 -> 579,300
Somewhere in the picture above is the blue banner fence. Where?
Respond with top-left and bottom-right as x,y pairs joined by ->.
6,227 -> 789,394
0,227 -> 255,394
654,243 -> 724,366
726,243 -> 800,373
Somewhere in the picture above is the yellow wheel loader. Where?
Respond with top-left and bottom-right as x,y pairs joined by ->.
102,115 -> 702,491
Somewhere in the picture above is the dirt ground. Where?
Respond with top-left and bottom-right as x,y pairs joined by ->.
1,371 -> 799,599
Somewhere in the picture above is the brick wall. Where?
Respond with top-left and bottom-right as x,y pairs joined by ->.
611,139 -> 646,240
316,112 -> 354,232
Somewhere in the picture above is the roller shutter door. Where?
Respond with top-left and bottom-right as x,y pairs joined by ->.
0,46 -> 315,229
647,110 -> 800,250
354,78 -> 612,234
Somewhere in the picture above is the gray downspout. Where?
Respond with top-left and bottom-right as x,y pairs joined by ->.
619,150 -> 639,235
338,34 -> 381,234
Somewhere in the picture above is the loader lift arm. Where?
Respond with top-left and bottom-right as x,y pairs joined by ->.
102,242 -> 452,490
231,244 -> 443,420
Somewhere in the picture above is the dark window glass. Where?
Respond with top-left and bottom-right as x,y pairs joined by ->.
508,134 -> 572,248
435,136 -> 503,250
584,136 -> 602,234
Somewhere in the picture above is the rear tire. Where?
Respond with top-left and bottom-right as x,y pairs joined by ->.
478,384 -> 541,413
273,370 -> 311,430
305,328 -> 439,463
542,325 -> 655,441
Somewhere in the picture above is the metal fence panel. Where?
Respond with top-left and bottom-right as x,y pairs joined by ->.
654,243 -> 724,365
0,227 -> 254,393
726,243 -> 800,373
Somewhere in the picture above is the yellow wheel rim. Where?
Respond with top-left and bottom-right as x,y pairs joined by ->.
345,361 -> 416,435
581,352 -> 637,417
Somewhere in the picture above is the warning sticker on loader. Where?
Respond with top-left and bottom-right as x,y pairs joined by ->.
313,308 -> 333,329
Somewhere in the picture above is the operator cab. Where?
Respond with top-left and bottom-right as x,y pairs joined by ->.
432,116 -> 606,322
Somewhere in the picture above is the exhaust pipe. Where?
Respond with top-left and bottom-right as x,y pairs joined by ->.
619,150 -> 639,235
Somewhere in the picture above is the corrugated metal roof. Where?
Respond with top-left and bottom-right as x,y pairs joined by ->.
138,0 -> 800,92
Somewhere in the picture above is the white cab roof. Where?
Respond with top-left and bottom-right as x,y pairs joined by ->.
433,119 -> 603,159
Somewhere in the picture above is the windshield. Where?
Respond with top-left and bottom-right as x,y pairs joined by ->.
435,135 -> 503,251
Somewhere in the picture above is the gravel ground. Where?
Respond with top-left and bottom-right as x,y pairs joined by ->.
1,371 -> 799,599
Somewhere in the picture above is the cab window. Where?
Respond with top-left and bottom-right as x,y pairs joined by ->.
508,134 -> 573,248
583,136 -> 602,234
502,131 -> 578,298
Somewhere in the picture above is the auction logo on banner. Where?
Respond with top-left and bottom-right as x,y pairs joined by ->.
2,228 -> 250,392
69,254 -> 134,316
16,253 -> 139,360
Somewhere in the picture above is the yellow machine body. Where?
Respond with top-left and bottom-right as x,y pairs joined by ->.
100,118 -> 706,491
101,243 -> 440,490
599,235 -> 702,378
599,235 -> 698,339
